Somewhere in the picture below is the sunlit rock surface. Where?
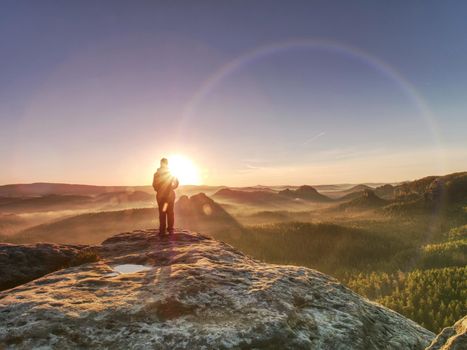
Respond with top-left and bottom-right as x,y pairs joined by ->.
426,316 -> 467,350
0,229 -> 434,349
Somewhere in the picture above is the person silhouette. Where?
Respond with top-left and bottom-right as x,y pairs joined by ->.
152,158 -> 179,235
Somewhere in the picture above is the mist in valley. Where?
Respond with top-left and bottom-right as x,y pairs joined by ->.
1,173 -> 465,332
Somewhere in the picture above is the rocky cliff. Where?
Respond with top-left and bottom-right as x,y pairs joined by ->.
0,229 -> 434,349
0,242 -> 97,291
426,316 -> 466,350
279,185 -> 332,202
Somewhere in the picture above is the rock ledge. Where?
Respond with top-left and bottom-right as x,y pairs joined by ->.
426,316 -> 467,350
0,229 -> 434,349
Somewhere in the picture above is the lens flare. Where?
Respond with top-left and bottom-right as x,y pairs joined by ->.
168,155 -> 201,185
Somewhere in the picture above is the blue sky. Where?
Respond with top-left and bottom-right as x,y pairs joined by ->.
1,1 -> 466,185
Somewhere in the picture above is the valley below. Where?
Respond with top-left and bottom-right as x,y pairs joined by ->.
0,172 -> 466,337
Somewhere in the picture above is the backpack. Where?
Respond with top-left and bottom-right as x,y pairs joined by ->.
152,171 -> 163,192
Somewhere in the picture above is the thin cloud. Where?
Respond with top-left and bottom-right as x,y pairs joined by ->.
237,163 -> 266,174
303,131 -> 325,146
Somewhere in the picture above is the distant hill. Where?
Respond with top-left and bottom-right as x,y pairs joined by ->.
0,213 -> 30,236
323,184 -> 382,199
213,221 -> 406,276
213,188 -> 291,206
0,182 -> 226,199
228,186 -> 275,193
176,193 -> 242,233
386,172 -> 467,215
374,184 -> 395,200
313,184 -> 353,191
94,191 -> 154,205
0,183 -> 146,197
0,191 -> 154,214
334,184 -> 373,198
345,184 -> 373,193
175,185 -> 225,197
241,210 -> 292,223
394,172 -> 467,201
278,185 -> 332,202
0,194 -> 93,213
10,208 -> 155,244
9,193 -> 240,244
441,172 -> 467,203
337,191 -> 365,201
237,210 -> 315,225
337,190 -> 388,211
395,176 -> 438,198
337,184 -> 395,201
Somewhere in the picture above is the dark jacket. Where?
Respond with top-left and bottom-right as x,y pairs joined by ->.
152,167 -> 179,199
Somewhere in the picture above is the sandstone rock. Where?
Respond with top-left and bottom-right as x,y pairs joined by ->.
279,185 -> 332,202
0,229 -> 434,349
0,242 -> 97,291
425,316 -> 467,350
175,193 -> 243,233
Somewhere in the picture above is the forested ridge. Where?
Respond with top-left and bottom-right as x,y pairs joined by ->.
344,267 -> 466,332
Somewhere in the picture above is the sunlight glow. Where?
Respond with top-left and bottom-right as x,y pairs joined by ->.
168,155 -> 201,185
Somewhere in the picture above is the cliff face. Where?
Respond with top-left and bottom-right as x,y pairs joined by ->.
0,242 -> 97,291
0,229 -> 434,349
426,316 -> 467,350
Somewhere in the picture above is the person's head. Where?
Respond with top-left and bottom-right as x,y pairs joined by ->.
160,158 -> 168,168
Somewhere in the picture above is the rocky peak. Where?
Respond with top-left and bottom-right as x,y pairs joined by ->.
0,229 -> 434,349
426,316 -> 466,350
279,185 -> 331,202
176,192 -> 216,212
362,189 -> 376,198
175,193 -> 242,233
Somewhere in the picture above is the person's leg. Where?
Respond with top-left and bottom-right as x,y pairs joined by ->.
167,199 -> 175,233
157,197 -> 167,234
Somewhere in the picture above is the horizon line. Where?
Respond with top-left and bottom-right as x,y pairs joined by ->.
2,171 -> 466,189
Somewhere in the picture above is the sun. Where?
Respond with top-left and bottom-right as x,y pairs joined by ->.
168,155 -> 201,185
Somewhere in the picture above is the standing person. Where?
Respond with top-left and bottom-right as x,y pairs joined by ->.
152,158 -> 179,235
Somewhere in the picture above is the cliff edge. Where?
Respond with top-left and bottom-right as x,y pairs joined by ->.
0,229 -> 434,349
